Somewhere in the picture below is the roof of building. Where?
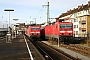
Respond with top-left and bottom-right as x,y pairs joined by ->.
59,1 -> 90,18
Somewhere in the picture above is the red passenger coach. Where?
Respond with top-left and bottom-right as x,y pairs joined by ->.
26,25 -> 41,40
45,21 -> 73,44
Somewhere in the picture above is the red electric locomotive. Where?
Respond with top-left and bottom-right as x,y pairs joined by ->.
26,25 -> 41,40
45,21 -> 73,44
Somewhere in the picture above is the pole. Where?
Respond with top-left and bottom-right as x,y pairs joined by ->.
8,11 -> 11,34
9,11 -> 10,29
43,2 -> 50,25
34,18 -> 36,24
4,9 -> 14,43
46,2 -> 49,25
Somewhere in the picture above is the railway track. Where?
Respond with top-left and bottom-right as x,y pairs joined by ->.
30,40 -> 80,60
0,35 -> 6,38
0,35 -> 6,40
60,44 -> 90,58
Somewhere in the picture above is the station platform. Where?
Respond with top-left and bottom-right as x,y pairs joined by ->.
0,35 -> 45,60
42,41 -> 90,60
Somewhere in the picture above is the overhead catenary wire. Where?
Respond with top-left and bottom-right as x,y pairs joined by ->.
35,0 -> 49,18
35,7 -> 43,18
34,0 -> 56,18
35,0 -> 56,18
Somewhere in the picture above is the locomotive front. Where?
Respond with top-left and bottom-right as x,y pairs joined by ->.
30,27 -> 40,40
59,22 -> 73,44
26,26 -> 41,41
59,22 -> 73,36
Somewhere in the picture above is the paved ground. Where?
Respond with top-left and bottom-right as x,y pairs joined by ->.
0,35 -> 45,60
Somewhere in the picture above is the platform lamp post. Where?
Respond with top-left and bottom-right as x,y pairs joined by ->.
4,9 -> 14,43
13,18 -> 18,38
4,9 -> 14,33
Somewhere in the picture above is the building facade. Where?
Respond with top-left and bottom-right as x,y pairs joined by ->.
59,1 -> 90,38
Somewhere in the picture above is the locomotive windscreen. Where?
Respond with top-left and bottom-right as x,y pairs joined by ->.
31,28 -> 40,30
60,24 -> 72,28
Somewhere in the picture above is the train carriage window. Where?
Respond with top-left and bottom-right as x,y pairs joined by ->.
60,24 -> 66,28
66,24 -> 72,28
60,24 -> 72,28
31,28 -> 40,30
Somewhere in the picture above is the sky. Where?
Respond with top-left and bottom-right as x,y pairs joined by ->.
0,0 -> 89,28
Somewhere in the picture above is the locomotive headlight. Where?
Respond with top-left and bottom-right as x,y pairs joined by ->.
60,33 -> 63,35
69,33 -> 72,35
60,33 -> 62,35
37,33 -> 38,35
32,33 -> 33,35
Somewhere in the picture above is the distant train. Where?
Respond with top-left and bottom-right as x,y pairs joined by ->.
26,25 -> 41,40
